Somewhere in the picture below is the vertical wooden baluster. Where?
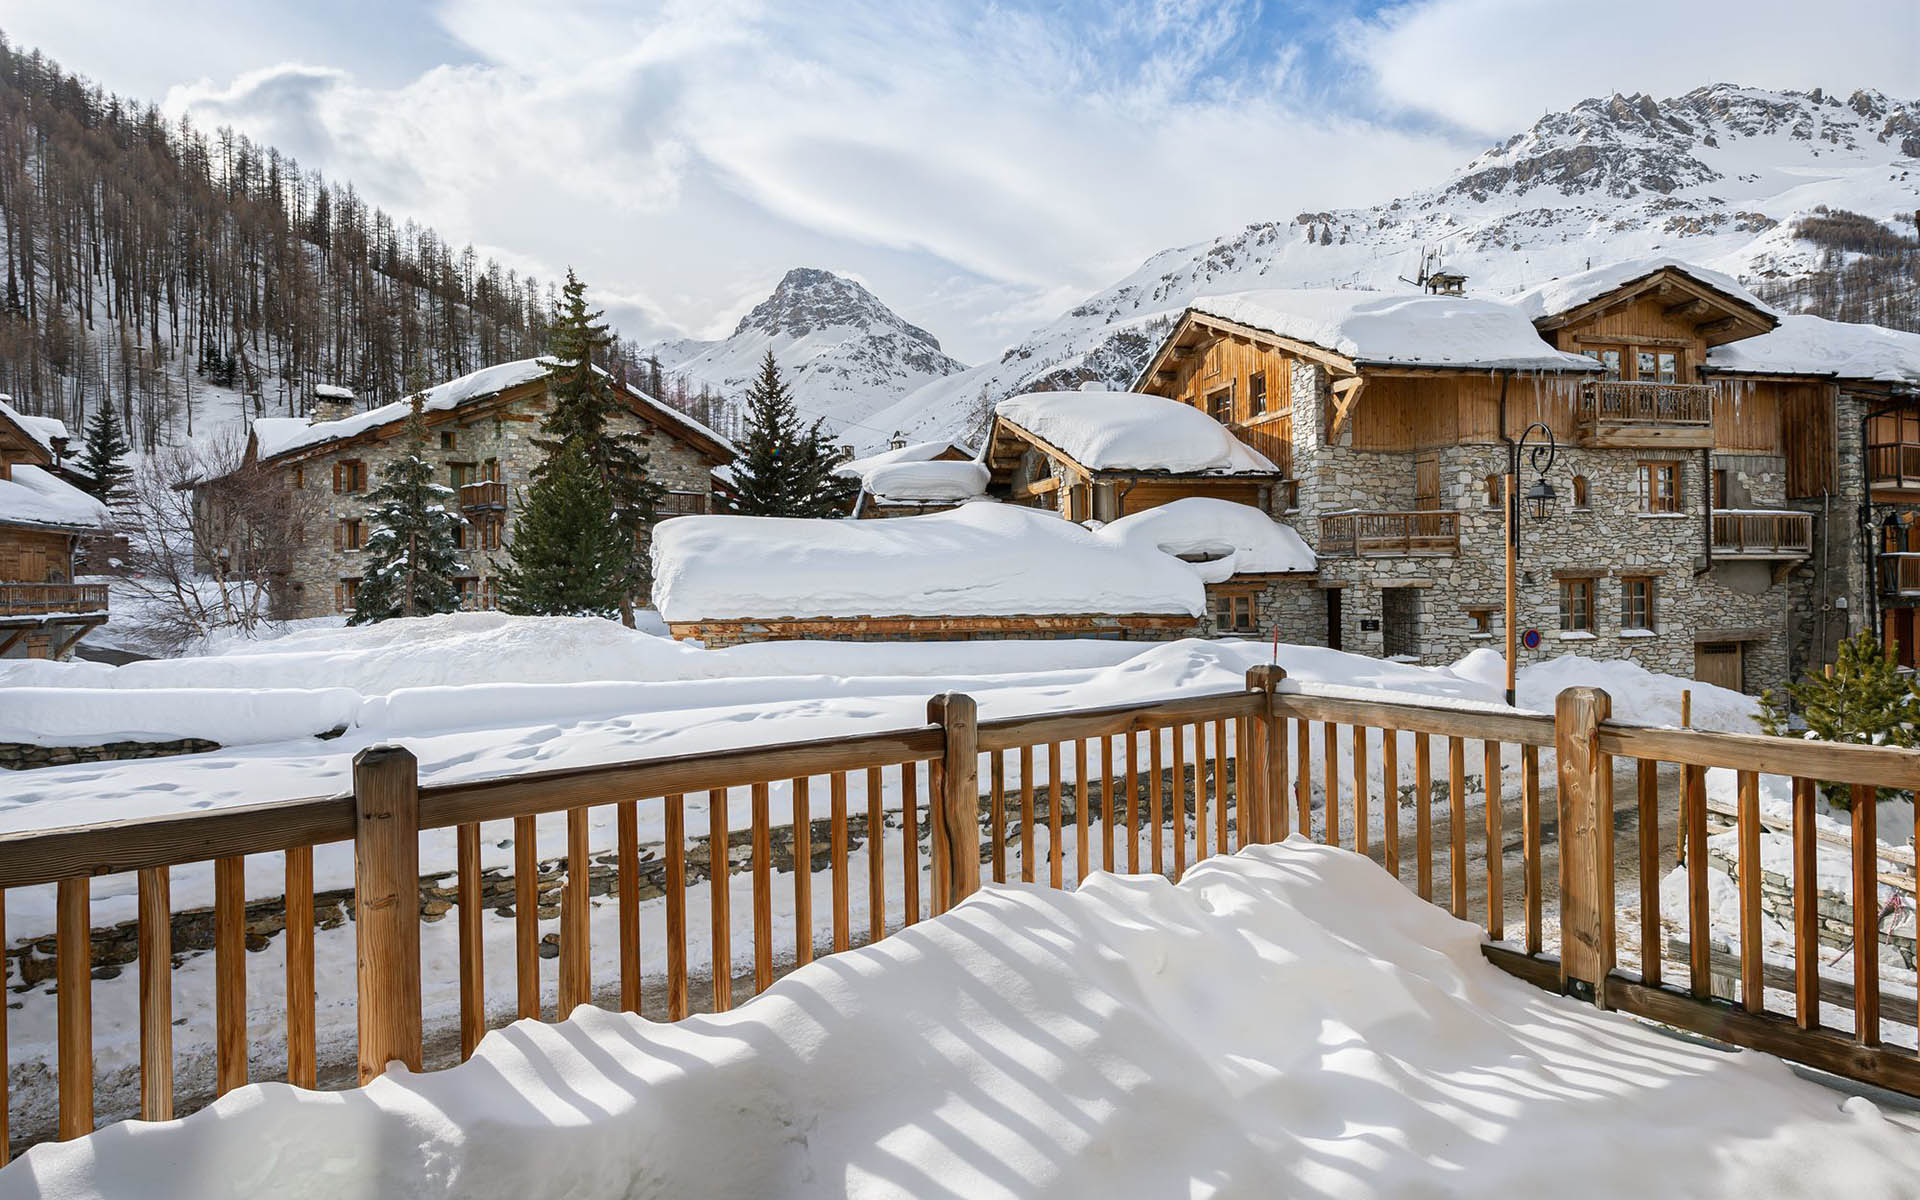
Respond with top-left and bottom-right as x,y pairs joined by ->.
1018,746 -> 1036,884
458,822 -> 486,1056
901,764 -> 922,922
1214,719 -> 1231,855
617,801 -> 641,1015
1448,736 -> 1467,917
1323,722 -> 1341,848
831,774 -> 851,954
666,793 -> 689,1020
990,752 -> 1007,885
709,788 -> 732,1013
1125,730 -> 1141,872
793,777 -> 813,967
752,782 -> 773,991
1684,764 -> 1709,998
1193,724 -> 1210,864
138,866 -> 173,1120
1523,745 -> 1542,955
513,814 -> 540,1022
1150,727 -> 1166,875
1415,734 -> 1433,902
1789,777 -> 1817,1029
561,806 -> 591,1015
1172,725 -> 1189,881
1272,715 -> 1291,843
215,855 -> 246,1095
1352,725 -> 1370,859
1294,718 -> 1311,837
1048,743 -> 1065,889
1381,729 -> 1399,879
285,846 -> 315,1088
1736,770 -> 1763,1013
1102,735 -> 1118,873
1075,737 -> 1092,882
1483,739 -> 1503,940
928,757 -> 949,914
57,877 -> 92,1140
1235,714 -> 1254,850
1636,760 -> 1660,987
1853,782 -> 1880,1046
866,767 -> 885,941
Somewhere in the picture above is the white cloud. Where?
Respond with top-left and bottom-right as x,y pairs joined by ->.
1352,0 -> 1920,137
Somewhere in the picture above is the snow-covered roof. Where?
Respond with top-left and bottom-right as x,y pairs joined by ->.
834,439 -> 973,481
652,503 -> 1208,621
0,464 -> 108,533
1704,313 -> 1920,385
0,396 -> 68,459
1099,498 -> 1315,581
253,359 -> 735,462
1506,256 -> 1778,324
864,459 -> 990,503
995,391 -> 1278,475
1189,290 -> 1596,372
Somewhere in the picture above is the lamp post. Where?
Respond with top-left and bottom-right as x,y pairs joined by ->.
1505,422 -> 1558,707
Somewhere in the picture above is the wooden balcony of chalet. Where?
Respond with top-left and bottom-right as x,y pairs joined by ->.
1709,510 -> 1812,561
1882,554 -> 1920,598
0,582 -> 109,616
1576,380 -> 1715,449
1318,510 -> 1459,558
1868,442 -> 1920,496
456,480 -> 507,512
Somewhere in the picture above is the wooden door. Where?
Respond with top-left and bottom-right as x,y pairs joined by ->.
1886,609 -> 1918,670
1325,588 -> 1343,652
1414,455 -> 1440,511
1694,642 -> 1743,692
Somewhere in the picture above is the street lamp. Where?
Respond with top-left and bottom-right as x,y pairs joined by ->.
1505,422 -> 1558,706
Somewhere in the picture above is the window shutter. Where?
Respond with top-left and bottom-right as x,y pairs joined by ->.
333,462 -> 342,493
334,582 -> 343,612
333,522 -> 343,551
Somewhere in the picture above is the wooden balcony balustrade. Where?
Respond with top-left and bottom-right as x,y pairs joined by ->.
1577,381 -> 1716,449
1881,553 -> 1920,597
1318,510 -> 1460,557
1710,510 -> 1812,560
1868,442 -> 1920,491
3,670 -> 1920,1155
456,480 -> 507,511
0,582 -> 109,616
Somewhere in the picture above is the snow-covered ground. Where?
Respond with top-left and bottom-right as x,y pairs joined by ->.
6,841 -> 1915,1199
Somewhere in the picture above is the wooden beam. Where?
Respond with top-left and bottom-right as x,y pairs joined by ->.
1188,312 -> 1358,374
1327,376 -> 1367,438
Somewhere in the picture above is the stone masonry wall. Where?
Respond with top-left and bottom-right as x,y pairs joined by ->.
0,738 -> 221,771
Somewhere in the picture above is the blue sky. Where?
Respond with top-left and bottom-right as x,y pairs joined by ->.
1,0 -> 1914,362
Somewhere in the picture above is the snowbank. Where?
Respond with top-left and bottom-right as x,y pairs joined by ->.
1190,288 -> 1598,371
1097,497 -> 1315,579
995,391 -> 1277,474
7,842 -> 1912,1199
0,687 -> 361,747
652,504 -> 1207,621
1508,256 -> 1778,323
1514,653 -> 1760,732
0,464 -> 108,532
863,459 -> 989,502
1707,313 -> 1920,384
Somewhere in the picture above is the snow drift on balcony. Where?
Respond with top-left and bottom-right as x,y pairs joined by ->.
652,503 -> 1207,621
1705,313 -> 1920,384
1099,498 -> 1313,582
1506,256 -> 1778,324
995,390 -> 1276,474
10,841 -> 1915,1199
863,459 -> 990,502
0,465 -> 108,532
1188,289 -> 1598,371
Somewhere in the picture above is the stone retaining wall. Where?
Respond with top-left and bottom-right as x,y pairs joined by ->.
0,738 -> 221,771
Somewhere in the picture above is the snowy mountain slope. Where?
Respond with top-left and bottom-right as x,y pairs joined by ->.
867,83 -> 1920,454
640,268 -> 967,441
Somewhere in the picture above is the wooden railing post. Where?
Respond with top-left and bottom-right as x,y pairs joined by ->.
1555,687 -> 1614,1004
354,745 -> 422,1084
1246,666 -> 1287,843
929,693 -> 981,909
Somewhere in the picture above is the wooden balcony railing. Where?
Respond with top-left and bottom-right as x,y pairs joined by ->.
1710,510 -> 1812,559
1318,510 -> 1460,557
456,480 -> 507,511
1579,380 -> 1715,426
0,582 -> 109,616
1882,553 -> 1920,597
1868,442 -> 1920,491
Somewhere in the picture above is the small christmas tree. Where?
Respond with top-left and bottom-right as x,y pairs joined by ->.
79,403 -> 132,502
349,398 -> 468,625
1761,630 -> 1920,808
494,438 -> 631,618
728,351 -> 856,517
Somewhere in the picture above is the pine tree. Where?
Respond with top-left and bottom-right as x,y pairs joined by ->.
494,438 -> 630,618
535,270 -> 662,624
1761,630 -> 1920,808
78,402 -> 132,501
348,396 -> 468,625
729,350 -> 856,517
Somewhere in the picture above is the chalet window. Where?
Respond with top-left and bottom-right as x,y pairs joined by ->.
457,577 -> 480,610
1213,592 -> 1256,632
1484,474 -> 1503,508
1248,372 -> 1267,417
1558,578 -> 1593,632
450,462 -> 478,488
1656,352 -> 1679,383
337,577 -> 362,613
337,518 -> 365,551
1712,468 -> 1729,508
334,459 -> 367,494
1582,347 -> 1623,379
1205,384 -> 1233,423
1571,475 -> 1589,508
1413,455 -> 1439,510
1638,462 -> 1680,513
441,431 -> 457,450
482,457 -> 501,481
480,516 -> 503,551
1621,576 -> 1656,631
1466,607 -> 1495,637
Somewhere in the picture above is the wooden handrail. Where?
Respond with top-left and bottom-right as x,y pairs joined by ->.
1319,510 -> 1460,557
1580,380 -> 1714,424
0,583 -> 109,615
1710,509 -> 1812,556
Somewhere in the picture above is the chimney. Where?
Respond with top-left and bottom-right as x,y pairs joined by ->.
889,430 -> 907,450
310,383 -> 357,424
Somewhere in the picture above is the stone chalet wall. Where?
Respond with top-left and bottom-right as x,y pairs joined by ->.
0,738 -> 220,771
276,392 -> 717,620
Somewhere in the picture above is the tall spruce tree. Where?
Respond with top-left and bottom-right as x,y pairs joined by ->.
534,270 -> 662,625
348,396 -> 468,625
494,437 -> 630,618
729,350 -> 856,517
78,403 -> 132,501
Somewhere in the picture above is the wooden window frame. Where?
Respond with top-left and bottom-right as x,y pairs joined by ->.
440,430 -> 458,451
1205,382 -> 1234,424
1212,589 -> 1257,633
337,518 -> 365,552
1637,461 -> 1681,513
1620,575 -> 1656,631
1465,607 -> 1495,636
1571,475 -> 1589,509
1247,372 -> 1267,417
1558,577 -> 1594,632
334,459 -> 367,494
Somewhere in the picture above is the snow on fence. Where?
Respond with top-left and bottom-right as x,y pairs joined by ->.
2,670 -> 1919,1158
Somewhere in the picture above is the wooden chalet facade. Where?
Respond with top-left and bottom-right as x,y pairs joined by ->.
0,401 -> 108,659
218,361 -> 734,621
